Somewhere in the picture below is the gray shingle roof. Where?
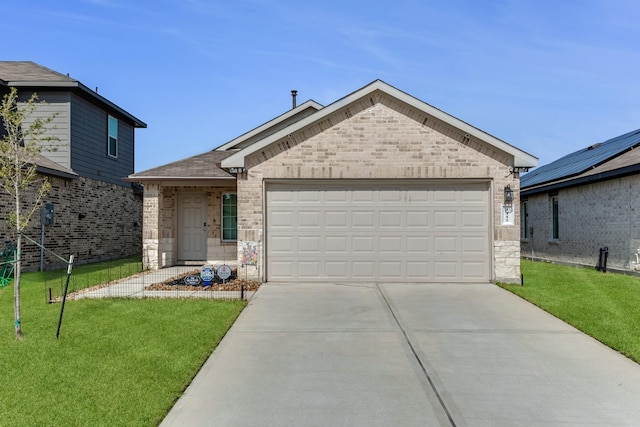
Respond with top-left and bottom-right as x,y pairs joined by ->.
0,61 -> 76,83
0,61 -> 146,128
521,128 -> 640,189
128,150 -> 236,180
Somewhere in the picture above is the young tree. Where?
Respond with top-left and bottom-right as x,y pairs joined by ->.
0,87 -> 57,339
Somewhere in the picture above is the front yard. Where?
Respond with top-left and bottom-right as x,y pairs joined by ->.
0,260 -> 246,426
500,259 -> 640,364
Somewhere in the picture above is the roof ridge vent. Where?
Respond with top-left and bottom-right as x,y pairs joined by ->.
587,142 -> 601,150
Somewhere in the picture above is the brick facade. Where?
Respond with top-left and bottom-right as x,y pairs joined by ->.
238,93 -> 522,282
521,174 -> 640,272
0,174 -> 142,271
142,185 -> 237,269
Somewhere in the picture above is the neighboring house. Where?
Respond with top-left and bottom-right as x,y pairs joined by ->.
520,128 -> 640,272
0,61 -> 146,270
129,80 -> 537,284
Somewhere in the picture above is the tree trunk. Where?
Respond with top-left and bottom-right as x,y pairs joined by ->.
14,173 -> 22,340
14,234 -> 22,340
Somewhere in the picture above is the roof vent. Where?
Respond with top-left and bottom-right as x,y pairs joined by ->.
587,142 -> 601,150
291,90 -> 297,109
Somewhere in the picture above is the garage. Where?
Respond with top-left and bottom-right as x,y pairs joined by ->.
266,180 -> 491,282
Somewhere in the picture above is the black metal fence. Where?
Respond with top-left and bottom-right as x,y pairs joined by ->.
45,259 -> 259,302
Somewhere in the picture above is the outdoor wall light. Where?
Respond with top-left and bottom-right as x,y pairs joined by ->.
504,185 -> 514,204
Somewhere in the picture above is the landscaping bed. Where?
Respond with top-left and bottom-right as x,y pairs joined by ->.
145,270 -> 261,292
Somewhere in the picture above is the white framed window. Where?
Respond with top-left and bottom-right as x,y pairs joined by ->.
108,115 -> 118,158
222,193 -> 237,242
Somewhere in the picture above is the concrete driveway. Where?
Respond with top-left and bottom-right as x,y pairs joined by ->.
161,283 -> 640,426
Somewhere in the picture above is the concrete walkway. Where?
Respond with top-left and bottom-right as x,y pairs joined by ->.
161,283 -> 640,426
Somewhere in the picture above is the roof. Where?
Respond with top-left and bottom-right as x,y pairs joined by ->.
215,100 -> 323,151
221,80 -> 538,169
34,154 -> 78,179
127,150 -> 236,181
521,128 -> 640,190
0,61 -> 146,128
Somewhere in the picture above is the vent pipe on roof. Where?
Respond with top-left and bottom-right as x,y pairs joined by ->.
291,90 -> 297,109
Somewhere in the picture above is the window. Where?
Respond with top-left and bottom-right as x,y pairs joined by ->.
551,196 -> 559,240
222,193 -> 237,241
108,115 -> 118,158
522,201 -> 529,239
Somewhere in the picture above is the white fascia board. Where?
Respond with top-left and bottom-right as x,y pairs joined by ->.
222,80 -> 538,168
215,100 -> 324,152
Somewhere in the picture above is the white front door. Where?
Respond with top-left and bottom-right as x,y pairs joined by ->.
178,193 -> 207,261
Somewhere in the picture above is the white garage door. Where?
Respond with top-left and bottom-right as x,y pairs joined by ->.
266,181 -> 490,282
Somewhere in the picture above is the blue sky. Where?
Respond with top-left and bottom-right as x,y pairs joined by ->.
3,0 -> 639,172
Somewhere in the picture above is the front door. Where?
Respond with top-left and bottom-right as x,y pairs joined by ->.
178,193 -> 207,261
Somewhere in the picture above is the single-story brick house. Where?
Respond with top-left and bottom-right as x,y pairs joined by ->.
128,80 -> 537,283
521,128 -> 640,273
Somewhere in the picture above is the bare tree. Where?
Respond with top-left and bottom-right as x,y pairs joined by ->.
0,87 -> 58,339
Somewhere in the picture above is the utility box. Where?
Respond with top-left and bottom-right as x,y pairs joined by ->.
41,203 -> 54,225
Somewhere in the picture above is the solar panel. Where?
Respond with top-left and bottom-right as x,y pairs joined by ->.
521,128 -> 640,188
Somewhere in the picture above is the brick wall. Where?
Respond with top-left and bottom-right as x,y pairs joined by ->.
142,185 -> 237,269
239,92 -> 521,282
0,174 -> 142,271
522,174 -> 640,272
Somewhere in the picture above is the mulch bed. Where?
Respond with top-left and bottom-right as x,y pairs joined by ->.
144,270 -> 261,292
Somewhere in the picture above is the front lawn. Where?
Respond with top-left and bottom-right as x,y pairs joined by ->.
500,259 -> 640,363
0,261 -> 246,426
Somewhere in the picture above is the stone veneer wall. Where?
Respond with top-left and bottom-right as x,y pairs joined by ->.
0,174 -> 142,271
237,92 -> 522,283
521,174 -> 640,272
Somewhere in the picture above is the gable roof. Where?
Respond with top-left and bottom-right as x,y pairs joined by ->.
521,128 -> 640,191
0,61 -> 146,128
215,100 -> 323,151
221,79 -> 537,169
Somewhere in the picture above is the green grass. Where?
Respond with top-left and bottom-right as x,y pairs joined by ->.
37,256 -> 145,298
500,259 -> 640,363
0,261 -> 246,426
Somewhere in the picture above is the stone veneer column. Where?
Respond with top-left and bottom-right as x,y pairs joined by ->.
142,183 -> 161,270
494,241 -> 521,283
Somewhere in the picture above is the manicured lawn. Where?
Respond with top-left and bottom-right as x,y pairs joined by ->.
500,259 -> 640,364
0,261 -> 246,426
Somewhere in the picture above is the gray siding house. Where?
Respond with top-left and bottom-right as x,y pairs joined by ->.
520,128 -> 640,273
0,61 -> 146,270
129,80 -> 537,284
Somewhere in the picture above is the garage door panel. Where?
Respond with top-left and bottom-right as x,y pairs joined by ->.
433,211 -> 458,227
380,236 -> 402,252
325,211 -> 349,228
267,182 -> 489,282
352,262 -> 376,279
298,236 -> 321,253
352,211 -> 375,228
407,236 -> 430,253
298,211 -> 322,228
270,211 -> 294,227
379,210 -> 403,227
325,236 -> 348,253
353,236 -> 375,252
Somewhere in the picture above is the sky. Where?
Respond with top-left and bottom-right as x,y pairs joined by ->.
2,0 -> 639,172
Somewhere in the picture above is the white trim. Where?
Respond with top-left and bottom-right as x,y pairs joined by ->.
222,80 -> 538,169
215,100 -> 323,151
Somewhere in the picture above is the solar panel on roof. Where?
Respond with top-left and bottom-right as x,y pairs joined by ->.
521,129 -> 640,188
